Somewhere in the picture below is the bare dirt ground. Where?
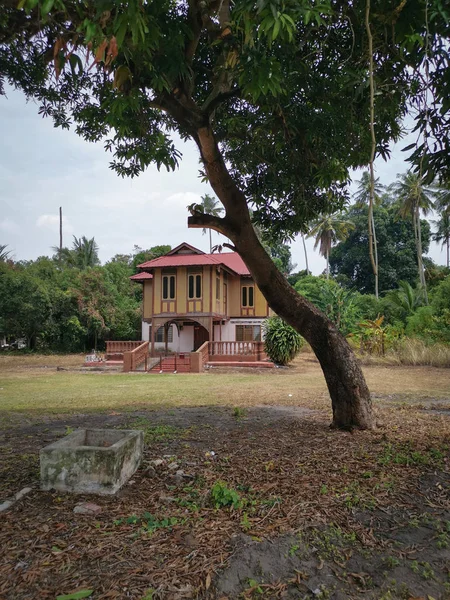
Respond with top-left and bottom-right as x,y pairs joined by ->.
0,355 -> 449,599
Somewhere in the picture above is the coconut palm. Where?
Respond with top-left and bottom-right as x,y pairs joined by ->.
300,231 -> 310,275
432,212 -> 450,268
434,182 -> 450,215
52,236 -> 100,269
199,194 -> 224,252
353,172 -> 385,298
71,236 -> 100,269
353,172 -> 384,208
391,172 -> 435,301
0,244 -> 11,261
308,213 -> 354,279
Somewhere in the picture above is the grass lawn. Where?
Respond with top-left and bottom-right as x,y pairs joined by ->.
0,354 -> 449,600
0,353 -> 449,415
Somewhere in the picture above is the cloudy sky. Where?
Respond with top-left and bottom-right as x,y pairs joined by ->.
0,87 -> 446,274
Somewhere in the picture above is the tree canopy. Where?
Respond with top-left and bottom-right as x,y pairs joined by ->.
330,202 -> 431,295
1,0 -> 448,234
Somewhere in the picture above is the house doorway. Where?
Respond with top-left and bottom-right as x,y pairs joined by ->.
193,324 -> 209,351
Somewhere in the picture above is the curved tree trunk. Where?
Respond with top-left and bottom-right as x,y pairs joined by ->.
190,126 -> 374,430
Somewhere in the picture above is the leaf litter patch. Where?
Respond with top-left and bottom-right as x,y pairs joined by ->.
0,404 -> 448,599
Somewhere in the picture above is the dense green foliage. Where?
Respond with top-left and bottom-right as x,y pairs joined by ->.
291,271 -> 450,353
330,202 -> 430,294
263,316 -> 303,365
0,244 -> 171,351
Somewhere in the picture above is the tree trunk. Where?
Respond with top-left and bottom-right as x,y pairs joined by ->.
191,126 -> 374,430
370,212 -> 379,299
301,233 -> 310,275
415,207 -> 428,304
209,228 -> 212,253
447,237 -> 449,268
326,248 -> 330,280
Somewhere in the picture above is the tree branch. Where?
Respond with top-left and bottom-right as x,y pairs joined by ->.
223,242 -> 237,252
187,213 -> 234,237
202,87 -> 240,115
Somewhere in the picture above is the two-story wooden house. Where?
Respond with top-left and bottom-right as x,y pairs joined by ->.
131,242 -> 272,355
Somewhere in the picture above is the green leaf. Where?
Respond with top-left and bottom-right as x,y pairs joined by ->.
272,19 -> 280,41
115,18 -> 128,48
41,0 -> 55,14
56,591 -> 94,600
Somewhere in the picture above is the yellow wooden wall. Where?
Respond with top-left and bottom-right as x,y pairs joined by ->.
143,269 -> 268,318
143,281 -> 153,318
177,267 -> 187,313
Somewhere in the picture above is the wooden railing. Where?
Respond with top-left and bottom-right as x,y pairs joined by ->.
106,340 -> 144,354
199,341 -> 210,367
123,341 -> 149,373
209,341 -> 265,358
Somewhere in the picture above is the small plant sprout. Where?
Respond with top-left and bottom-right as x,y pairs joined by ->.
210,481 -> 241,509
233,406 -> 246,419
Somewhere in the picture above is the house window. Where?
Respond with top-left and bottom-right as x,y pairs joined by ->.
150,326 -> 173,343
236,325 -> 261,342
241,285 -> 254,307
162,275 -> 176,300
216,277 -> 220,300
188,274 -> 202,299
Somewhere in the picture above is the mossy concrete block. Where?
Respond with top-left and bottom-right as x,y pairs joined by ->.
40,429 -> 144,495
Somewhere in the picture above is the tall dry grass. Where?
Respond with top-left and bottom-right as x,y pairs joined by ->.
389,338 -> 450,367
359,338 -> 450,368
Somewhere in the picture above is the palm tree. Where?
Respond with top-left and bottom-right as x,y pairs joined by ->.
0,244 -> 11,261
308,213 -> 355,279
300,231 -> 310,275
52,236 -> 100,269
391,172 -> 435,302
353,172 -> 384,208
199,194 -> 224,252
432,212 -> 450,268
385,280 -> 426,315
434,182 -> 450,215
353,171 -> 385,298
72,236 -> 100,269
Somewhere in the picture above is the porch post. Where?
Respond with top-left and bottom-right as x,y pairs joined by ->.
209,317 -> 213,342
164,322 -> 169,355
150,318 -> 155,357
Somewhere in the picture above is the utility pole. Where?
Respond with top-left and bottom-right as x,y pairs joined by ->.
59,207 -> 63,252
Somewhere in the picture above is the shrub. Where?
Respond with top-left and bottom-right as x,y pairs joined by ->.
263,316 -> 303,365
295,276 -> 361,335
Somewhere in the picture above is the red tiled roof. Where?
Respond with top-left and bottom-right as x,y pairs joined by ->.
129,272 -> 153,281
138,251 -> 250,276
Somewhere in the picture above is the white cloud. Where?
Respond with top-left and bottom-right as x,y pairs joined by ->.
36,214 -> 74,234
0,218 -> 20,234
166,191 -> 202,207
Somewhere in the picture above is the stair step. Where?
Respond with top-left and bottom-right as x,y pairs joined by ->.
207,361 -> 274,368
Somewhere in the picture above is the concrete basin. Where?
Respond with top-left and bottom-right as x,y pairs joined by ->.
40,429 -> 143,495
